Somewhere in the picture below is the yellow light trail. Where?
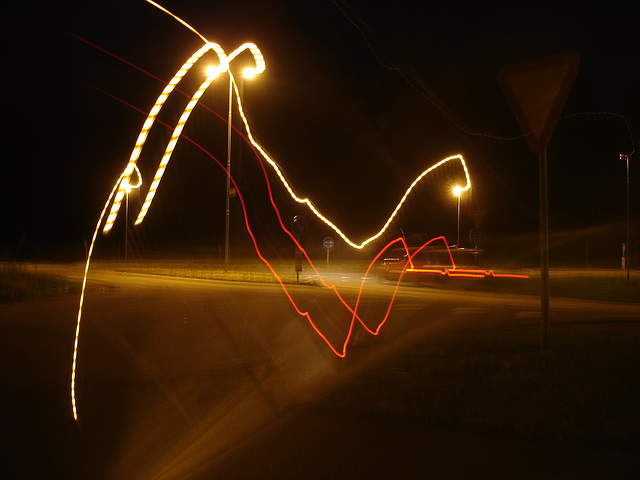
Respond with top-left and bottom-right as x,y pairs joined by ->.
230,51 -> 471,249
106,0 -> 471,246
102,41 -> 227,233
71,165 -> 141,421
103,1 -> 267,233
73,2 -> 268,421
72,0 -> 472,422
135,72 -> 219,223
144,0 -> 209,44
135,43 -> 266,225
129,42 -> 470,247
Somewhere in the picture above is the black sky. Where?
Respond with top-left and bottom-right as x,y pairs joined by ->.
4,0 -> 639,260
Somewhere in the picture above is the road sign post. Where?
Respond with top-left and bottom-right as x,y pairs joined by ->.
498,53 -> 579,350
292,215 -> 308,283
323,237 -> 334,266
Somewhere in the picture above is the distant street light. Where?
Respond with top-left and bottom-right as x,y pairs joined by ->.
453,185 -> 463,249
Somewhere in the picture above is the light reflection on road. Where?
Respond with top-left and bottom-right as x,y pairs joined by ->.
29,263 -> 640,478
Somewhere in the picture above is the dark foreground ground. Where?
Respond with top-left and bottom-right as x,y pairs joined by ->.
207,319 -> 640,479
1,264 -> 639,479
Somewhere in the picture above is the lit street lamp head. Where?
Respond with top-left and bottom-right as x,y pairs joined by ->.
206,65 -> 221,79
243,68 -> 257,79
123,164 -> 142,195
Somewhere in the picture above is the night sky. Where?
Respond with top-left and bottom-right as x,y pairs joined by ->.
5,0 -> 639,262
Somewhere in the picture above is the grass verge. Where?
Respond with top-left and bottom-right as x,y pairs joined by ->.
322,321 -> 640,449
0,263 -> 80,302
119,259 -> 639,303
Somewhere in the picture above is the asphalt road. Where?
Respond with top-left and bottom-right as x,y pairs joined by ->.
2,264 -> 639,479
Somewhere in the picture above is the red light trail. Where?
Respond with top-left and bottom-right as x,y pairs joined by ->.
69,2 -> 526,422
72,78 -> 527,422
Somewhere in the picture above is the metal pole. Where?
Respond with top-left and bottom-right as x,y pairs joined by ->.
225,74 -> 233,271
539,147 -> 550,349
125,190 -> 129,261
456,194 -> 461,249
624,154 -> 630,281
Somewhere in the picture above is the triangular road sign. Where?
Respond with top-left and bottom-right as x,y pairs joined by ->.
498,53 -> 579,152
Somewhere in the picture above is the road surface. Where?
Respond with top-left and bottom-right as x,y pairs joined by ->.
2,263 -> 638,479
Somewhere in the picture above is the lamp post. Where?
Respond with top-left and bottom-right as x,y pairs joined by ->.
206,44 -> 265,270
123,165 -> 142,261
453,185 -> 462,250
622,154 -> 630,281
125,184 -> 131,261
224,73 -> 233,270
224,65 -> 261,271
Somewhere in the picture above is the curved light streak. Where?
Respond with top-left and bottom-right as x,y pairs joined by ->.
401,236 -> 528,279
125,39 -> 471,246
406,267 -> 530,279
144,0 -> 209,44
227,43 -> 266,78
71,168 -> 136,421
102,41 -> 227,233
134,42 -> 266,225
70,85 -> 521,423
124,164 -> 142,191
135,71 -> 219,223
232,75 -> 471,248
71,1 -> 478,422
107,0 -> 472,248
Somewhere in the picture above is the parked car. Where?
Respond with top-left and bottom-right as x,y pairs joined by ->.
380,245 -> 455,280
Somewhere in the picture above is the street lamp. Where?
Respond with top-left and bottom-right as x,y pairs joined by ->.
622,154 -> 630,281
225,72 -> 233,270
209,46 -> 265,271
125,184 -> 131,261
453,185 -> 462,249
224,69 -> 258,270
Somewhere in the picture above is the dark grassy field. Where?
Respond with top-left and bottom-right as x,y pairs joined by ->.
0,263 -> 80,302
319,321 -> 640,452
